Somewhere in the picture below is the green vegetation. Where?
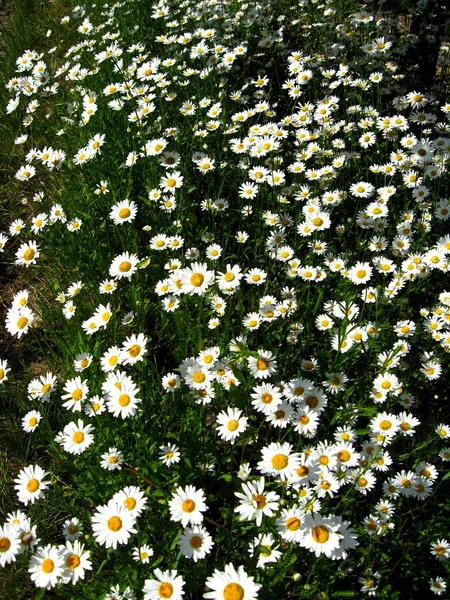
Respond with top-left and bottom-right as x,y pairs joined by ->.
1,0 -> 450,598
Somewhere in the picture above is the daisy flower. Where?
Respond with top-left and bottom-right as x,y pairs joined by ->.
100,447 -> 123,471
159,444 -> 181,466
234,476 -> 280,526
22,410 -> 41,433
91,500 -> 137,549
180,262 -> 214,296
28,544 -> 65,589
350,181 -> 375,198
248,533 -> 281,569
61,540 -> 92,584
105,379 -> 142,419
113,486 -> 148,519
0,524 -> 21,567
204,563 -> 261,600
63,518 -> 83,541
15,240 -> 40,267
61,376 -> 89,412
431,539 -> 450,561
178,526 -> 214,562
143,569 -> 185,600
247,350 -> 277,380
120,333 -> 148,365
258,441 -> 301,481
60,420 -> 95,455
133,544 -> 154,563
101,346 -> 122,372
168,485 -> 208,527
347,262 -> 373,285
216,408 -> 248,444
299,513 -> 343,558
250,383 -> 282,414
160,171 -> 183,193
5,306 -> 34,338
109,252 -> 139,280
14,464 -> 50,505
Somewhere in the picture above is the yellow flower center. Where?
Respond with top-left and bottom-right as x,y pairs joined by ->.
118,394 -> 130,407
72,389 -> 83,401
256,358 -> 268,371
182,499 -> 196,513
312,525 -> 330,544
338,450 -> 350,462
379,420 -> 392,430
73,432 -> 84,444
0,538 -> 11,552
17,317 -> 29,329
124,497 -> 137,510
23,248 -> 35,260
27,478 -> 40,492
41,558 -> 55,573
190,273 -> 205,287
271,453 -> 288,470
28,417 -> 38,427
227,419 -> 239,431
223,583 -> 245,600
67,554 -> 81,569
108,516 -> 122,531
119,261 -> 132,272
286,517 -> 300,531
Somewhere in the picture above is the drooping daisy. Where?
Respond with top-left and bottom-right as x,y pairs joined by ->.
14,464 -> 50,505
178,526 -> 214,562
204,563 -> 261,600
91,500 -> 137,549
248,533 -> 282,569
168,485 -> 208,527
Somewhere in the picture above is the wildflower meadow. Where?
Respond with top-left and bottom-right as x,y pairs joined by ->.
1,0 -> 450,597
